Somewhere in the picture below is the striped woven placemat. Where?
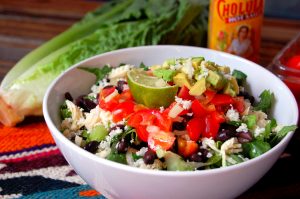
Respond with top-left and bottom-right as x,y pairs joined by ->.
0,121 -> 106,199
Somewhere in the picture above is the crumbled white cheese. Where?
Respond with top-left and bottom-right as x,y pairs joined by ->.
96,148 -> 111,158
133,159 -> 164,170
82,106 -> 113,130
198,61 -> 209,79
236,123 -> 248,133
254,126 -> 265,138
181,58 -> 194,79
226,106 -> 240,121
136,147 -> 148,156
206,152 -> 213,158
175,96 -> 192,110
220,138 -> 242,167
109,64 -> 133,79
201,138 -> 220,152
110,127 -> 123,138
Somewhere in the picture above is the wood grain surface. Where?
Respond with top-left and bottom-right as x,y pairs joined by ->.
0,0 -> 300,198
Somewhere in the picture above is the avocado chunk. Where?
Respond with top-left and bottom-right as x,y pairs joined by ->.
191,57 -> 205,69
206,71 -> 227,90
87,125 -> 108,142
223,77 -> 239,96
164,151 -> 195,171
163,58 -> 176,67
173,73 -> 192,89
204,61 -> 217,71
218,66 -> 231,74
189,78 -> 206,96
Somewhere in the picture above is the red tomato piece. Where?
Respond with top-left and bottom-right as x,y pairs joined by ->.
178,86 -> 195,100
99,99 -> 119,112
201,89 -> 216,104
191,100 -> 208,117
148,130 -> 175,151
100,86 -> 116,99
152,111 -> 172,132
286,55 -> 300,69
112,101 -> 135,122
136,126 -> 149,142
233,97 -> 245,113
203,114 -> 220,138
210,94 -> 234,106
186,117 -> 205,141
177,137 -> 198,158
127,110 -> 156,127
210,111 -> 226,123
119,90 -> 133,102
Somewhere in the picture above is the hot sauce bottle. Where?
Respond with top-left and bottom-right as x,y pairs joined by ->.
208,0 -> 264,63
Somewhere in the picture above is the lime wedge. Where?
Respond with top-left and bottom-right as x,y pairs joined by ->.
127,69 -> 178,108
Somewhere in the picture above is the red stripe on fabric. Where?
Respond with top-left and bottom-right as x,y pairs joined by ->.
0,149 -> 60,164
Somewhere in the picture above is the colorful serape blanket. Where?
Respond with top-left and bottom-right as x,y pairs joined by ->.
0,120 -> 106,199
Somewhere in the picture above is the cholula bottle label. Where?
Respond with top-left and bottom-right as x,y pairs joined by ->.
208,0 -> 264,62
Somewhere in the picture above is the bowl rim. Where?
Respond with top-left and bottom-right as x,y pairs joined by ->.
43,45 -> 299,177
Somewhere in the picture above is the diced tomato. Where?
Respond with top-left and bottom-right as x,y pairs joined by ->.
177,137 -> 198,158
191,100 -> 208,117
136,126 -> 149,142
186,117 -> 205,141
210,94 -> 234,106
210,111 -> 226,123
178,86 -> 195,100
203,114 -> 220,138
200,89 -> 216,104
99,99 -> 119,112
233,97 -> 245,113
153,111 -> 172,131
127,110 -> 156,127
148,130 -> 175,151
112,101 -> 135,122
119,90 -> 133,102
127,109 -> 173,142
134,104 -> 148,112
100,86 -> 116,99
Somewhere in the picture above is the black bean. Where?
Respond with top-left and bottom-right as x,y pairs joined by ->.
106,78 -> 110,83
116,80 -> 128,94
181,114 -> 193,122
116,139 -> 128,153
189,153 -> 203,162
190,148 -> 209,162
109,124 -> 125,132
237,131 -> 253,143
64,92 -> 73,101
239,91 -> 255,104
84,141 -> 100,153
216,123 -> 237,142
143,149 -> 157,164
172,122 -> 186,131
75,95 -> 97,112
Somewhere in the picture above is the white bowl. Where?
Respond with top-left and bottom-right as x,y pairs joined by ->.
43,46 -> 298,199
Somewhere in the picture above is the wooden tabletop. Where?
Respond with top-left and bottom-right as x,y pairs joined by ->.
0,0 -> 300,198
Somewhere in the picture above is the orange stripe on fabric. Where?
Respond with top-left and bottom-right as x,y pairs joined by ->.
79,189 -> 100,197
0,122 -> 54,153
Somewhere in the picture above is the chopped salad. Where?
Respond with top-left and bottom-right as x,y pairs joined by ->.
60,57 -> 297,171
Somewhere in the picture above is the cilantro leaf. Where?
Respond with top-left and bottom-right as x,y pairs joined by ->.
139,62 -> 149,71
242,140 -> 271,159
270,125 -> 297,146
79,65 -> 112,82
153,69 -> 176,82
254,90 -> 274,113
